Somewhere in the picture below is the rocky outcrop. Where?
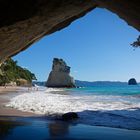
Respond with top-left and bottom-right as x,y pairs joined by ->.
128,78 -> 137,85
46,58 -> 75,88
0,1 -> 140,62
61,112 -> 79,121
16,78 -> 31,87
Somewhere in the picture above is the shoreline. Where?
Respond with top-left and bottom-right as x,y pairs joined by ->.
0,86 -> 37,117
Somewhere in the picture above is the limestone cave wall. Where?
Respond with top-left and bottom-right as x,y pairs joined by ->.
0,0 -> 140,62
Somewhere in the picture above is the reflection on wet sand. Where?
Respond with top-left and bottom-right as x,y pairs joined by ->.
49,121 -> 70,138
0,117 -> 29,140
0,116 -> 72,140
1,116 -> 140,140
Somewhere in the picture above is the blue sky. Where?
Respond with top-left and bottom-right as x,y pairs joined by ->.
13,8 -> 140,82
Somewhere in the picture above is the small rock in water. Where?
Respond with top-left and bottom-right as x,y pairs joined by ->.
128,78 -> 137,85
61,112 -> 79,121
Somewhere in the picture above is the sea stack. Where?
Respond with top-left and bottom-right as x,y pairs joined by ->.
128,78 -> 137,85
46,58 -> 75,88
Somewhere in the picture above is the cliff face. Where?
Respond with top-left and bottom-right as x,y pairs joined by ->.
0,0 -> 140,62
46,58 -> 75,88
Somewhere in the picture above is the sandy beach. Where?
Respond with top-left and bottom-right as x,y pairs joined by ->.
0,86 -> 35,117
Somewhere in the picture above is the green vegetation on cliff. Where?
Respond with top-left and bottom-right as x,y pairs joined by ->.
0,58 -> 36,86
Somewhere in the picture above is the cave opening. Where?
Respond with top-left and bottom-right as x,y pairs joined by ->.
11,8 -> 139,83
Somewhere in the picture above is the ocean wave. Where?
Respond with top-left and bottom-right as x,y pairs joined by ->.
45,88 -> 64,92
77,110 -> 140,130
6,91 -> 140,130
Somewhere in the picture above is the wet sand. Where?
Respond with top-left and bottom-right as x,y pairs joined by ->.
0,116 -> 140,140
0,86 -> 35,117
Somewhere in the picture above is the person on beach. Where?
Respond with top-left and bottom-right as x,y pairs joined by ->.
34,84 -> 39,91
28,84 -> 39,91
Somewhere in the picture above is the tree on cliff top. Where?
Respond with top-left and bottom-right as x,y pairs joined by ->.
131,35 -> 140,48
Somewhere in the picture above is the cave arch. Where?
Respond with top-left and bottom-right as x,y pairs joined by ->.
0,0 -> 140,62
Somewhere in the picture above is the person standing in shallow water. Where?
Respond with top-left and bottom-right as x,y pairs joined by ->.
34,84 -> 39,91
28,84 -> 38,91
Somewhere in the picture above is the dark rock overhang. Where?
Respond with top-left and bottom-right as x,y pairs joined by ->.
0,0 -> 140,62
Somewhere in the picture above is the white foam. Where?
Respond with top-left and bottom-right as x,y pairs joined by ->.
45,88 -> 64,92
6,90 -> 140,130
6,91 -> 140,115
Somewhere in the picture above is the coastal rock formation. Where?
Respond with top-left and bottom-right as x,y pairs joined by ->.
128,78 -> 137,85
0,1 -> 140,62
46,58 -> 75,88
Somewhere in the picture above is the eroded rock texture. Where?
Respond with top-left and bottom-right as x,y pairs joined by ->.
0,0 -> 140,62
46,58 -> 75,87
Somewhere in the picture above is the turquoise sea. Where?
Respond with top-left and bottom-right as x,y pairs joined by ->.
68,84 -> 140,96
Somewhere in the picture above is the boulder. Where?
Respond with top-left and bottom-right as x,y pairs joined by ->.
5,82 -> 17,86
128,78 -> 137,85
62,112 -> 79,121
46,58 -> 75,88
